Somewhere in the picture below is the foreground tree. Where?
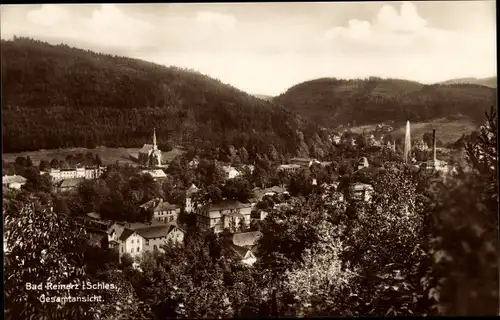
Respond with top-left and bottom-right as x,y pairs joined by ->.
424,106 -> 498,316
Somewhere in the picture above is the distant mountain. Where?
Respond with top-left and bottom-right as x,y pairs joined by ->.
273,77 -> 496,128
253,94 -> 273,101
1,37 -> 322,156
439,76 -> 497,88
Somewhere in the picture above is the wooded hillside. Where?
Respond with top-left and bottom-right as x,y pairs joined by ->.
273,77 -> 496,128
1,37 -> 321,156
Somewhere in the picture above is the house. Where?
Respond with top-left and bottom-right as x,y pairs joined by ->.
241,164 -> 255,174
141,169 -> 167,181
290,157 -> 318,167
185,184 -> 200,213
278,164 -> 301,174
107,221 -> 185,261
188,156 -> 200,169
195,200 -> 252,233
230,245 -> 258,266
230,231 -> 262,266
57,177 -> 85,192
349,183 -> 374,202
252,186 -> 287,203
140,198 -> 180,223
48,166 -> 105,182
330,133 -> 342,145
222,165 -> 241,179
2,174 -> 27,189
81,212 -> 113,230
232,231 -> 263,247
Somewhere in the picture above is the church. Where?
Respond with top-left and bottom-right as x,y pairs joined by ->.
138,129 -> 163,167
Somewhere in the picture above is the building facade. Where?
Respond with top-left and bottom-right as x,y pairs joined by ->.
48,166 -> 105,182
195,200 -> 252,233
108,221 -> 185,262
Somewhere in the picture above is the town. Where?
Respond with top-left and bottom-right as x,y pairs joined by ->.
3,122 -> 455,262
2,2 -> 497,319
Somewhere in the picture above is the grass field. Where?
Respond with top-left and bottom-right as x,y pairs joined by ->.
2,146 -> 186,166
351,118 -> 477,143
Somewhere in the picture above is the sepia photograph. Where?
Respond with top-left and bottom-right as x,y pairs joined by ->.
1,1 -> 498,319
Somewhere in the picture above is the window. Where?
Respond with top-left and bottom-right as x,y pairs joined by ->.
121,247 -> 124,252
130,249 -> 133,253
131,239 -> 134,244
154,245 -> 158,250
137,247 -> 139,252
146,239 -> 149,246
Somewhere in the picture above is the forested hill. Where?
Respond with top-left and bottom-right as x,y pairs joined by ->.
439,76 -> 497,88
273,77 -> 496,128
1,37 -> 321,156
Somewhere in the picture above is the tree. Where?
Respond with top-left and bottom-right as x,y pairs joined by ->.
238,147 -> 249,164
4,195 -> 91,319
422,132 -> 433,148
284,222 -> 356,316
39,160 -> 50,172
423,106 -> 498,316
338,167 -> 430,316
94,154 -> 102,167
268,144 -> 280,163
49,158 -> 60,168
222,177 -> 252,203
60,160 -> 70,170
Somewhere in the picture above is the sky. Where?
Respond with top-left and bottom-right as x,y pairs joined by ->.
0,2 -> 496,96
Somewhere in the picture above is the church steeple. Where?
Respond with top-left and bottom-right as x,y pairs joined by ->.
153,128 -> 157,149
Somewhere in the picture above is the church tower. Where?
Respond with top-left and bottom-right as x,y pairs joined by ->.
149,128 -> 162,167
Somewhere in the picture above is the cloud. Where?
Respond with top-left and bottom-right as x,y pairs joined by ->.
195,11 -> 236,30
375,1 -> 427,32
26,4 -> 71,27
324,2 -> 435,51
81,4 -> 154,50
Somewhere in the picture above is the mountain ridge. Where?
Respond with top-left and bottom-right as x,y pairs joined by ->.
438,76 -> 496,88
1,37 -> 322,156
273,76 -> 496,129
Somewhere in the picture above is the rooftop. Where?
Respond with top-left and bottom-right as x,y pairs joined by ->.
205,200 -> 252,212
232,231 -> 263,247
139,144 -> 154,154
154,200 -> 180,212
118,221 -> 185,241
231,244 -> 250,259
59,178 -> 85,188
186,183 -> 200,196
2,174 -> 27,184
141,169 -> 167,179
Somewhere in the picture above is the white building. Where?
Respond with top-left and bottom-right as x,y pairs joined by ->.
184,184 -> 200,214
195,200 -> 252,233
349,183 -> 374,203
2,174 -> 27,189
48,166 -> 105,182
278,164 -> 301,174
222,165 -> 241,179
140,198 -> 181,223
141,169 -> 167,181
230,231 -> 262,266
107,221 -> 185,262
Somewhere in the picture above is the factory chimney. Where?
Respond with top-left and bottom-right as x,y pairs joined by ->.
432,129 -> 437,162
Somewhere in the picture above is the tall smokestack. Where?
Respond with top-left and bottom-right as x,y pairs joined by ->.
404,121 -> 411,164
432,129 -> 436,161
